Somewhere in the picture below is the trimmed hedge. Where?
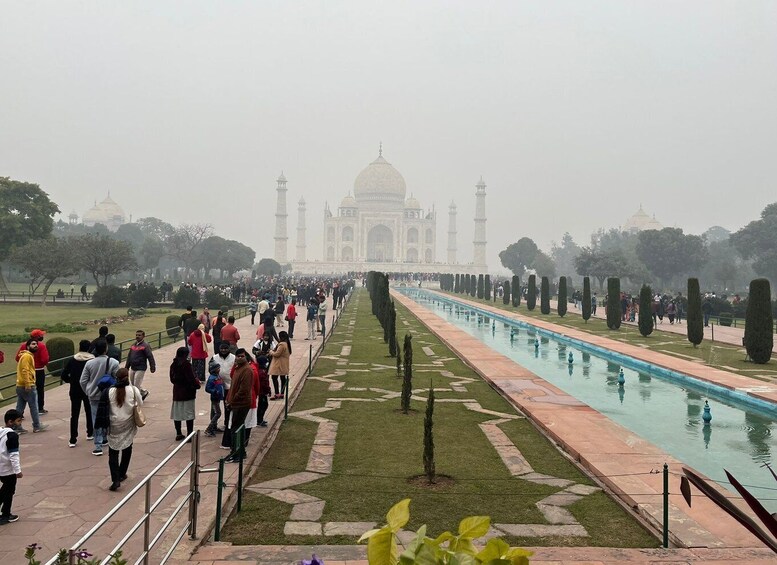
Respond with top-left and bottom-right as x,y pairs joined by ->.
582,276 -> 591,322
512,275 -> 521,307
540,276 -> 550,314
687,278 -> 703,347
606,278 -> 621,330
557,277 -> 567,317
527,275 -> 537,311
503,280 -> 511,305
173,287 -> 200,308
484,275 -> 491,301
166,314 -> 182,339
47,337 -> 75,377
92,285 -> 128,308
638,285 -> 654,337
744,278 -> 773,364
477,274 -> 484,299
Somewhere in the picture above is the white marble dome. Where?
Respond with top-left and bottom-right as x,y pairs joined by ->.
353,152 -> 407,207
82,195 -> 126,231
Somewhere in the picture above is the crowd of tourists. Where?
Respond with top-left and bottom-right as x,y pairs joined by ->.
0,276 -> 353,524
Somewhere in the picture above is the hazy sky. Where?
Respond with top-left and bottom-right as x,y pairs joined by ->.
2,1 -> 776,272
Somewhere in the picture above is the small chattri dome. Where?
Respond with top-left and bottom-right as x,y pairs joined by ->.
340,193 -> 357,208
405,195 -> 420,209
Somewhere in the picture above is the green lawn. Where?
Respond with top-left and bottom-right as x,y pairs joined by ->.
442,291 -> 777,384
0,303 -> 180,403
222,289 -> 658,548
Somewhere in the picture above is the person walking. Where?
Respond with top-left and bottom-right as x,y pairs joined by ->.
305,299 -> 318,340
125,330 -> 156,401
101,369 -> 142,491
198,307 -> 212,333
286,299 -> 298,339
15,330 -> 50,413
317,296 -> 328,338
169,347 -> 200,441
188,324 -> 212,382
15,340 -> 47,434
269,331 -> 291,400
61,340 -> 94,447
225,349 -> 254,463
0,409 -> 24,524
212,312 -> 226,352
256,355 -> 271,428
273,295 -> 286,328
220,316 -> 241,353
249,297 -> 258,325
80,340 -> 120,455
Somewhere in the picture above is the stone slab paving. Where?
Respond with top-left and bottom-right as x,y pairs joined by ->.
394,290 -> 770,550
187,543 -> 777,564
0,298 -> 346,564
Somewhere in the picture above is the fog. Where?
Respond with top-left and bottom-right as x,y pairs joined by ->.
2,1 -> 776,272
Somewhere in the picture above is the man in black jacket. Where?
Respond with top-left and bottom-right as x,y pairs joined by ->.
60,340 -> 95,448
126,330 -> 156,400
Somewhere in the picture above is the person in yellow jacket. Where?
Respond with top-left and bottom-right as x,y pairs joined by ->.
15,340 -> 47,434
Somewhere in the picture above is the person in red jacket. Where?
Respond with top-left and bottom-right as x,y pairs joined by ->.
15,330 -> 50,413
286,299 -> 298,339
187,325 -> 212,382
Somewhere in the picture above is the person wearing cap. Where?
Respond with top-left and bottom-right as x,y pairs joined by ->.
15,330 -> 50,414
15,339 -> 48,434
0,409 -> 25,524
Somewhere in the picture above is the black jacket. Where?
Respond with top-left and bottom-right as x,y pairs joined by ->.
61,352 -> 94,399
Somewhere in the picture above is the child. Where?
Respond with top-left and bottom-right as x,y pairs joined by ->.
0,409 -> 24,524
204,360 -> 225,437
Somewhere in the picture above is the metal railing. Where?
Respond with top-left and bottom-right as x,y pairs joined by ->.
0,306 -> 250,406
45,430 -> 201,565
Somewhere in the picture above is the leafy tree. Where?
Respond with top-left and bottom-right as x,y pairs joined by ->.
582,276 -> 592,322
165,223 -> 213,277
10,237 -> 79,305
540,276 -> 550,314
484,275 -> 491,300
533,251 -> 557,279
606,278 -> 621,330
526,275 -> 536,311
139,237 -> 165,273
731,203 -> 777,284
576,247 -> 636,290
255,257 -> 282,276
423,384 -> 435,484
687,278 -> 703,347
502,279 -> 511,305
557,277 -> 567,317
477,274 -> 484,299
702,225 -> 731,244
638,285 -> 654,337
511,275 -> 520,306
551,233 -> 581,284
0,177 -> 60,291
636,228 -> 707,288
744,279 -> 773,364
75,234 -> 137,287
401,334 -> 413,414
135,217 -> 175,241
499,237 -> 540,278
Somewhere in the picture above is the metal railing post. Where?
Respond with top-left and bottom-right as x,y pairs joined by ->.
663,463 -> 669,548
143,481 -> 151,565
308,344 -> 312,377
237,426 -> 244,512
214,458 -> 225,541
284,376 -> 289,420
188,430 -> 200,539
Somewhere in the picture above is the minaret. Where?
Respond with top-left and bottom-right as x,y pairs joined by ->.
473,177 -> 487,267
447,201 -> 457,264
296,196 -> 307,262
274,173 -> 288,264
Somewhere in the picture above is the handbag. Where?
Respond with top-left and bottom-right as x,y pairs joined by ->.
133,387 -> 146,427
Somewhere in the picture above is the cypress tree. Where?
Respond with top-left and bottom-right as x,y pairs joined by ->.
606,278 -> 621,329
460,274 -> 466,294
687,278 -> 703,347
401,334 -> 413,413
527,275 -> 537,310
485,275 -> 491,300
503,279 -> 511,305
477,274 -> 484,299
744,278 -> 773,364
540,276 -> 550,314
454,274 -> 460,293
423,383 -> 436,484
388,302 -> 397,356
512,275 -> 521,307
557,277 -> 567,317
396,335 -> 402,376
638,284 -> 654,337
582,276 -> 592,322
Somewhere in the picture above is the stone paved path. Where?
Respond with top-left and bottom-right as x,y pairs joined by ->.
397,290 -> 773,551
0,297 -> 346,564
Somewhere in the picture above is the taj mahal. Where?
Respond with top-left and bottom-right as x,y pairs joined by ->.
274,146 -> 487,275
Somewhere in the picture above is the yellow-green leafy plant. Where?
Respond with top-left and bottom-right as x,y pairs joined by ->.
359,499 -> 532,565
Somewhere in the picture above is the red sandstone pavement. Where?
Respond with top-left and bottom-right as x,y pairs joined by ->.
0,301 -> 345,565
390,289 -> 774,558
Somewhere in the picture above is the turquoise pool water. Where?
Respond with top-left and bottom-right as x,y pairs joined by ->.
400,289 -> 777,511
